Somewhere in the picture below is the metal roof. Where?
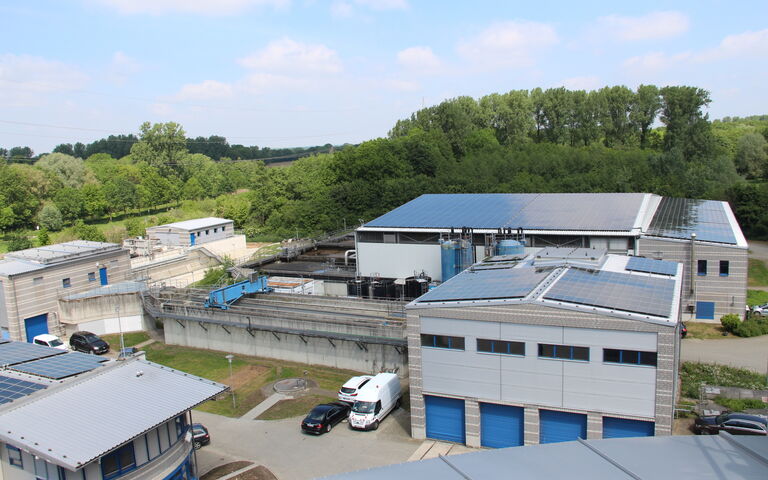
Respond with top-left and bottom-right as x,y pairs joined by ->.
322,434 -> 768,480
0,258 -> 45,277
62,280 -> 148,300
647,197 -> 741,245
0,357 -> 228,470
149,217 -> 233,232
364,193 -> 649,231
4,241 -> 121,265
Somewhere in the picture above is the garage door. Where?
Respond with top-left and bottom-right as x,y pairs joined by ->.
539,409 -> 586,444
24,314 -> 48,342
603,417 -> 655,439
425,395 -> 465,443
480,403 -> 524,448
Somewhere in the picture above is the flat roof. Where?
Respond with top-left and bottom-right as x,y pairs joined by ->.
647,197 -> 745,245
149,217 -> 233,232
62,280 -> 148,301
2,241 -> 121,266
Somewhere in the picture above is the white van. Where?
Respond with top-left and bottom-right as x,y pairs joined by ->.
32,334 -> 68,351
348,373 -> 401,430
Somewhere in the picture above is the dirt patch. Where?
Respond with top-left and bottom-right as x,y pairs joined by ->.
673,418 -> 696,435
201,462 -> 278,480
246,242 -> 270,249
201,461 -> 253,479
229,365 -> 269,390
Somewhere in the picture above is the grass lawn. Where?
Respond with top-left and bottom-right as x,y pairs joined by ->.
142,343 -> 364,418
680,362 -> 768,398
257,394 -> 337,421
101,331 -> 151,348
748,258 -> 768,287
684,322 -> 728,339
747,289 -> 768,306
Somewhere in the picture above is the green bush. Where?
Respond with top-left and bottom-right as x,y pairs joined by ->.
680,362 -> 768,398
7,234 -> 32,252
720,314 -> 740,333
715,396 -> 768,412
734,316 -> 768,337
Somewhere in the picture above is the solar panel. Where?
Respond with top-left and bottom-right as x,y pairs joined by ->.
544,269 -> 676,318
10,352 -> 106,380
416,267 -> 550,303
647,197 -> 737,244
0,342 -> 65,366
625,257 -> 679,276
0,374 -> 47,404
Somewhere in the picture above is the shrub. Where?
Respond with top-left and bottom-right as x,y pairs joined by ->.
7,234 -> 33,252
124,218 -> 145,237
734,316 -> 768,337
37,203 -> 63,231
715,396 -> 768,412
36,228 -> 50,246
72,220 -> 106,242
680,362 -> 768,398
720,314 -> 741,333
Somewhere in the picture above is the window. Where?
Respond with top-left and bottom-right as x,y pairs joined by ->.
33,276 -> 43,285
196,232 -> 201,237
697,259 -> 707,276
62,278 -> 71,288
383,233 -> 397,243
477,339 -> 525,356
538,343 -> 589,361
222,226 -> 226,231
603,348 -> 657,366
720,260 -> 729,276
214,228 -> 218,233
420,334 -> 465,350
88,272 -> 96,282
7,445 -> 22,468
205,229 -> 210,235
175,414 -> 188,438
101,443 -> 136,479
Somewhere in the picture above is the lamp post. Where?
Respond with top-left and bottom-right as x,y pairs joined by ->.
116,305 -> 125,355
225,354 -> 236,410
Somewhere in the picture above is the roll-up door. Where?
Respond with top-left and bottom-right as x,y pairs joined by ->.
24,314 -> 49,342
603,416 -> 655,438
424,395 -> 465,443
539,409 -> 587,444
480,403 -> 524,448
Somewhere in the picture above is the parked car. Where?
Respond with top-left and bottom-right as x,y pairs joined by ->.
680,323 -> 688,338
191,423 -> 210,449
338,375 -> 374,403
301,402 -> 351,435
348,373 -> 401,431
69,331 -> 109,355
32,334 -> 68,351
694,412 -> 768,436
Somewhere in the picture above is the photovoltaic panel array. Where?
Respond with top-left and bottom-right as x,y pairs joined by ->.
10,352 -> 106,380
625,257 -> 679,276
0,341 -> 65,366
0,374 -> 46,404
647,197 -> 737,244
544,269 -> 676,318
416,268 -> 550,303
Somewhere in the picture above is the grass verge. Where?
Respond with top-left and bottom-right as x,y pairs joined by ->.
714,396 -> 768,411
101,331 -> 150,348
257,394 -> 337,421
748,289 -> 768,306
680,362 -> 768,398
748,258 -> 768,287
684,322 -> 727,339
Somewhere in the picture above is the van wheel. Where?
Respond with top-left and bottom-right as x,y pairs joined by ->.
371,420 -> 379,431
193,441 -> 202,449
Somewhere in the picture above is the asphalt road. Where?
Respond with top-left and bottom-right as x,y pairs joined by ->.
192,407 -> 421,480
681,335 -> 768,373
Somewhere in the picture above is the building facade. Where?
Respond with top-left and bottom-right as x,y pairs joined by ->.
0,241 -> 132,341
146,218 -> 234,247
406,249 -> 682,448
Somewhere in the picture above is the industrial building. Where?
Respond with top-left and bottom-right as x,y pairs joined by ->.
146,217 -> 234,247
0,241 -> 132,341
0,339 -> 227,480
406,248 -> 682,448
356,193 -> 747,320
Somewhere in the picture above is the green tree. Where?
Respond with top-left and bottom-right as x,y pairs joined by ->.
72,220 -> 106,242
181,177 -> 205,200
37,204 -> 64,231
36,228 -> 50,246
130,121 -> 187,176
53,144 -> 75,155
0,163 -> 39,228
215,194 -> 251,226
596,85 -> 635,147
35,153 -> 91,188
7,234 -> 32,252
630,85 -> 661,149
103,176 -> 137,215
81,184 -> 109,218
540,87 -> 572,144
53,187 -> 85,220
734,132 -> 768,179
660,86 -> 714,160
0,206 -> 15,233
124,218 -> 146,237
568,90 -> 599,147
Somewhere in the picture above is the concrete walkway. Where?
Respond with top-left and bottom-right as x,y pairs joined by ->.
240,392 -> 291,420
681,336 -> 768,373
407,440 -> 475,461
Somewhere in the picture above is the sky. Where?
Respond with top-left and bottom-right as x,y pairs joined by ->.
1,0 -> 767,154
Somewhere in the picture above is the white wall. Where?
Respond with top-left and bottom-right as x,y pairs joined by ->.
357,243 -> 442,280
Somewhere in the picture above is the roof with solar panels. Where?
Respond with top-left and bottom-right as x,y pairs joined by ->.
408,247 -> 684,324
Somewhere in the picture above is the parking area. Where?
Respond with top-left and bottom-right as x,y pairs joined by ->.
193,406 -> 421,479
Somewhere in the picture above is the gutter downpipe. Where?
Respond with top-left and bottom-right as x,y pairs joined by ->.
690,233 -> 696,295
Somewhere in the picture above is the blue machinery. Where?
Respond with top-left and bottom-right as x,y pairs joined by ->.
204,275 -> 272,309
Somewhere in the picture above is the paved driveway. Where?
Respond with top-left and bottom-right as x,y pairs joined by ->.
681,336 -> 768,373
193,407 -> 421,480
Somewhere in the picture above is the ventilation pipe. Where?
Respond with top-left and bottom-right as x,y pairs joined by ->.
690,233 -> 696,294
344,250 -> 356,266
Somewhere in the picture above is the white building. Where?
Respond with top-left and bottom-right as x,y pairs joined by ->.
146,218 -> 234,247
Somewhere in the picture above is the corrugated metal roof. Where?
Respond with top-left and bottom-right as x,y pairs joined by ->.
0,258 -> 45,277
321,434 -> 768,480
0,358 -> 228,470
364,193 -> 649,231
150,217 -> 233,232
4,241 -> 120,265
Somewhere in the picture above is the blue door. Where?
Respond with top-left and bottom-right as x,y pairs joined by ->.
539,410 -> 587,444
99,267 -> 109,286
190,233 -> 196,246
603,417 -> 655,439
425,395 -> 465,443
24,314 -> 48,342
696,301 -> 715,320
480,403 -> 524,448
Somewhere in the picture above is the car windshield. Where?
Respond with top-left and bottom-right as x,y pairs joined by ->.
84,334 -> 100,342
352,401 -> 375,413
308,408 -> 328,421
49,339 -> 63,347
340,387 -> 356,394
716,413 -> 730,424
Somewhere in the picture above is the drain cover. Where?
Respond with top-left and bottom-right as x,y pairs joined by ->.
274,378 -> 308,394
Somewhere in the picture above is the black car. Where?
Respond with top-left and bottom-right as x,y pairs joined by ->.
191,423 -> 210,449
694,412 -> 768,436
301,402 -> 351,435
69,331 -> 109,355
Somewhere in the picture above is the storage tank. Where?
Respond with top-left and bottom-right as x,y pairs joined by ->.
405,276 -> 431,299
347,279 -> 369,297
441,238 -> 473,282
371,278 -> 396,299
496,239 -> 524,256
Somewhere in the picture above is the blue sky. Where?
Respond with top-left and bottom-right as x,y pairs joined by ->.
1,0 -> 767,153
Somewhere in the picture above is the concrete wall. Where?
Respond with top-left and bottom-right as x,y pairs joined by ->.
59,292 -> 146,336
357,242 -> 442,280
132,249 -> 220,288
638,237 -> 747,321
1,250 -> 132,341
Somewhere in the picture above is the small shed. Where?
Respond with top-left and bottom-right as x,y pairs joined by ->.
146,217 -> 234,247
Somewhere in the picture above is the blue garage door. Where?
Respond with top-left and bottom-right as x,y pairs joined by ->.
480,403 -> 524,448
24,314 -> 49,342
603,417 -> 655,439
99,266 -> 109,286
696,301 -> 715,320
190,233 -> 196,246
539,410 -> 587,444
425,395 -> 465,443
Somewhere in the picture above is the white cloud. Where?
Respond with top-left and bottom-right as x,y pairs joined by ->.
92,0 -> 289,15
330,1 -> 353,18
107,51 -> 141,85
623,51 -> 691,74
0,54 -> 88,93
596,11 -> 689,42
695,29 -> 768,62
354,0 -> 408,10
456,21 -> 558,69
173,80 -> 234,101
396,46 -> 442,73
239,73 -> 308,93
238,38 -> 342,74
330,0 -> 407,18
560,76 -> 601,91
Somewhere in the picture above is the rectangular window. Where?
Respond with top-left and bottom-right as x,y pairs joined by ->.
697,259 -> 707,276
101,443 -> 136,480
720,260 -> 729,276
603,348 -> 657,367
88,272 -> 96,282
538,343 -> 590,361
383,233 -> 397,243
62,278 -> 71,288
420,333 -> 465,350
175,414 -> 188,438
205,229 -> 210,235
7,445 -> 23,468
222,226 -> 226,231
33,276 -> 43,285
35,456 -> 50,479
477,339 -> 525,356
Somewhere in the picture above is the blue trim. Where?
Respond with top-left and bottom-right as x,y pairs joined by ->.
100,443 -> 136,480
